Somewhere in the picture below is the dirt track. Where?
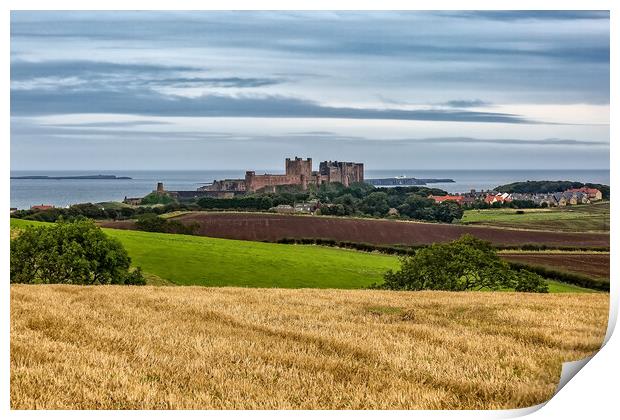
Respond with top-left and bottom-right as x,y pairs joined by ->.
101,212 -> 610,248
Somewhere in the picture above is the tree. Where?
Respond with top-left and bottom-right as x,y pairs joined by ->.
432,202 -> 464,223
382,235 -> 548,292
140,192 -> 176,205
359,192 -> 389,217
10,220 -> 145,285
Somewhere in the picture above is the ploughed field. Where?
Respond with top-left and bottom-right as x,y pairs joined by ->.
10,285 -> 609,409
500,252 -> 610,281
102,212 -> 610,248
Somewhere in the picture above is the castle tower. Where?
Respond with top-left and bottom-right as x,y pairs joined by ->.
285,156 -> 312,178
244,171 -> 256,192
156,182 -> 165,194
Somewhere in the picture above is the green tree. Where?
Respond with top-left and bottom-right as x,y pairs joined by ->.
140,192 -> 176,205
359,192 -> 389,217
382,235 -> 548,292
10,220 -> 145,285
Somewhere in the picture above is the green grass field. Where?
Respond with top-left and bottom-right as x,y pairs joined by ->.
11,219 -> 397,289
9,218 -> 596,292
461,201 -> 609,232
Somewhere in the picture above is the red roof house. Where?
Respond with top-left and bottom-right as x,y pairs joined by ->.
30,205 -> 54,211
566,187 -> 602,200
430,195 -> 465,205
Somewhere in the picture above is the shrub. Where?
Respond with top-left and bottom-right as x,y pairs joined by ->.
382,235 -> 548,293
507,261 -> 609,291
513,269 -> 549,293
10,220 -> 145,285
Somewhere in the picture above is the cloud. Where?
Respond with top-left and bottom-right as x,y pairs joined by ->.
10,60 -> 200,80
401,137 -> 608,146
441,99 -> 491,108
11,88 -> 537,123
243,134 -> 608,147
443,11 -> 610,21
10,12 -> 610,105
145,77 -> 284,88
42,120 -> 170,128
10,60 -> 286,92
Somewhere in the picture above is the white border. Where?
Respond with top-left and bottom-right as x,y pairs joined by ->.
2,1 -> 616,418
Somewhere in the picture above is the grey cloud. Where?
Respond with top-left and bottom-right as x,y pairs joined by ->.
11,60 -> 285,90
11,88 -> 536,124
10,12 -> 610,105
13,119 -> 605,148
145,77 -> 284,88
43,120 -> 170,128
401,137 -> 608,146
442,11 -> 609,21
10,60 -> 200,80
441,99 -> 491,108
250,135 -> 608,147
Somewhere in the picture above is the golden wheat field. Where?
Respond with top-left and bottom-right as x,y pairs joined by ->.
10,285 -> 608,410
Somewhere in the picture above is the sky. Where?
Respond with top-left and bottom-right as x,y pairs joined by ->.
10,11 -> 610,170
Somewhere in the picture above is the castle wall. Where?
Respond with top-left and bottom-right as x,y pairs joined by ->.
201,179 -> 246,192
245,171 -> 307,192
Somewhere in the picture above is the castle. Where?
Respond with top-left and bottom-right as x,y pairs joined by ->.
202,157 -> 364,193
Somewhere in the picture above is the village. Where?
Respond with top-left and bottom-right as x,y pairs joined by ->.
430,186 -> 604,207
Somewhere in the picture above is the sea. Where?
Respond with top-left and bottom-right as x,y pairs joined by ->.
10,169 -> 610,210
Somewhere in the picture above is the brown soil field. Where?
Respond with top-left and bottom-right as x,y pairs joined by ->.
101,212 -> 610,247
500,253 -> 610,279
11,285 -> 608,409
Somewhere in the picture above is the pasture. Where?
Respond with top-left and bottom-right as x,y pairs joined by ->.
10,219 -> 397,289
461,202 -> 609,232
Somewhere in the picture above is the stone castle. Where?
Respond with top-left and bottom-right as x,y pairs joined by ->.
202,157 -> 364,193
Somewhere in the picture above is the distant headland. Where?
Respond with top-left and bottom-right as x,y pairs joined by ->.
366,176 -> 455,186
11,174 -> 132,180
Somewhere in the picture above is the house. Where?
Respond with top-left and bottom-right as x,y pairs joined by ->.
484,193 -> 512,205
430,195 -> 465,205
577,192 -> 591,204
270,204 -> 295,214
294,201 -> 319,213
123,196 -> 143,206
566,187 -> 603,201
10,207 -> 17,213
551,193 -> 568,207
461,196 -> 476,206
531,194 -> 556,207
569,191 -> 591,204
30,204 -> 54,211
